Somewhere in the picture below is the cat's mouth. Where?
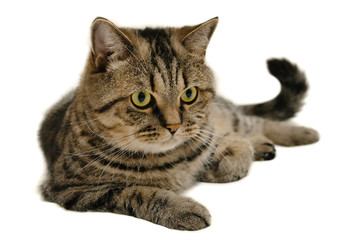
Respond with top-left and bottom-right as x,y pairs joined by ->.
132,133 -> 192,154
128,125 -> 200,154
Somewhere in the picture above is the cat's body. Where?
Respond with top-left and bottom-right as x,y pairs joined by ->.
39,17 -> 319,230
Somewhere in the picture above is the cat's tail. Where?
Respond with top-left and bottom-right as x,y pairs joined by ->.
238,58 -> 308,121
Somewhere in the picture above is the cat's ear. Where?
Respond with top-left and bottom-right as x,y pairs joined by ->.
179,17 -> 218,58
91,17 -> 134,71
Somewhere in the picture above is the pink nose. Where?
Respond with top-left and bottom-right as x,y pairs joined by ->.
166,124 -> 181,134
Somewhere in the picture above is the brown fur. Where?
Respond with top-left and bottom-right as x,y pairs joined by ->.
39,17 -> 319,231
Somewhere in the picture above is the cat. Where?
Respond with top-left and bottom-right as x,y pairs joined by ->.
39,17 -> 319,231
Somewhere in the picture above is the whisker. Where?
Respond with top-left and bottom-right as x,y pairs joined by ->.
199,129 -> 223,139
72,134 -> 136,176
72,115 -> 104,127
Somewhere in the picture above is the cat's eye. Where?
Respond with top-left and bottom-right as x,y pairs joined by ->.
181,87 -> 198,104
131,91 -> 152,109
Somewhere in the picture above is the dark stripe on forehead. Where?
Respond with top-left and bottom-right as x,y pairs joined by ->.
139,28 -> 174,69
183,72 -> 188,88
139,28 -> 180,87
171,58 -> 180,88
149,74 -> 155,92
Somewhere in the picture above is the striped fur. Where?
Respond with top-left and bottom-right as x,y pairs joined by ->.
39,17 -> 319,231
239,58 -> 309,120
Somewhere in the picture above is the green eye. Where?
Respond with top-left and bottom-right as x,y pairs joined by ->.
181,87 -> 198,104
131,91 -> 152,109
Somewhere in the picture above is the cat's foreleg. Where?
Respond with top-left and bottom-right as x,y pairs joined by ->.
197,135 -> 253,183
247,133 -> 277,161
117,186 -> 211,230
43,183 -> 210,231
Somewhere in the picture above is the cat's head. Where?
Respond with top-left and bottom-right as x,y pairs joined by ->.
80,17 -> 218,153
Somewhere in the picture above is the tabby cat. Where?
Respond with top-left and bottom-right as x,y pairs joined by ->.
39,17 -> 319,231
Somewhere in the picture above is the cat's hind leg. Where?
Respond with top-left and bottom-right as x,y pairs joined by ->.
198,134 -> 254,183
263,120 -> 319,146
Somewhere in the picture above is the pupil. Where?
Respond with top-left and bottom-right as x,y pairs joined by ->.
138,92 -> 146,102
186,89 -> 193,98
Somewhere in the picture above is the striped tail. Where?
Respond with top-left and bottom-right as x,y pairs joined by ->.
239,58 -> 308,121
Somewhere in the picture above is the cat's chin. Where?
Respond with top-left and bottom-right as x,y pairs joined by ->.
131,138 -> 184,154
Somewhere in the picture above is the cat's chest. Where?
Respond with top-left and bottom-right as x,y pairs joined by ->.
121,143 -> 214,191
60,136 -> 215,192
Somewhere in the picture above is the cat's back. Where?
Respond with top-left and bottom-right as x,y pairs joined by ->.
39,90 -> 76,166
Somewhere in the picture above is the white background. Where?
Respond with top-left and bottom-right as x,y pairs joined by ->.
1,0 -> 359,239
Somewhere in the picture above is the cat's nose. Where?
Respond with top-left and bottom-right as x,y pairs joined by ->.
165,124 -> 181,135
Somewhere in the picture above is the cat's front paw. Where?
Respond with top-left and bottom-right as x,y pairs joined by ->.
255,143 -> 276,161
164,198 -> 211,231
198,136 -> 253,183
